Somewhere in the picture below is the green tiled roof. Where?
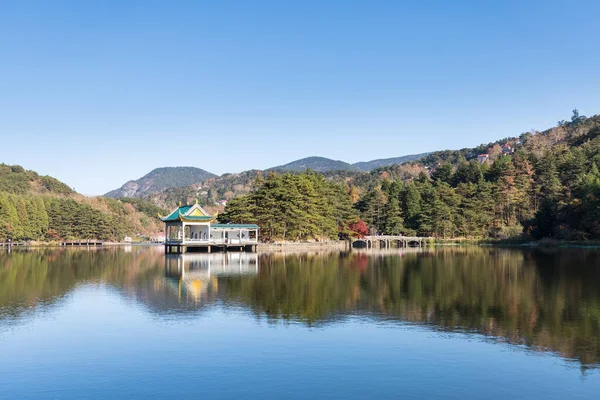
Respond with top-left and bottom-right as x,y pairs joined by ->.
211,224 -> 260,229
179,205 -> 193,214
160,203 -> 210,222
161,210 -> 182,222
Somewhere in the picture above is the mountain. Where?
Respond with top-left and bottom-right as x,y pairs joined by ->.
268,153 -> 431,173
106,153 -> 429,201
352,153 -> 430,171
144,170 -> 264,210
105,167 -> 216,198
268,156 -> 356,173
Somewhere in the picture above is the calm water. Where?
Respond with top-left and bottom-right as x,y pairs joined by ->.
1,247 -> 599,399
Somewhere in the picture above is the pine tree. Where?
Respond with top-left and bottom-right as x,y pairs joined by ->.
383,197 -> 405,235
0,193 -> 20,240
401,182 -> 421,234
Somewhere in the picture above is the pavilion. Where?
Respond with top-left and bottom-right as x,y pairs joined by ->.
159,200 -> 259,253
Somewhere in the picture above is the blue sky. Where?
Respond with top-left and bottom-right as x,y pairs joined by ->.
1,0 -> 599,195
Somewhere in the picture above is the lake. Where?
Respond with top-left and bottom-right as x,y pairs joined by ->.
1,246 -> 599,399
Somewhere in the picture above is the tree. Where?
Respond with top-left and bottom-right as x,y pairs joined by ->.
0,193 -> 19,240
453,161 -> 483,186
383,196 -> 405,235
571,108 -> 586,126
430,164 -> 453,184
348,220 -> 369,238
401,182 -> 421,234
219,171 -> 356,242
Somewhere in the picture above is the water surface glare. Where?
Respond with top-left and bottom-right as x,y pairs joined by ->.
1,246 -> 599,399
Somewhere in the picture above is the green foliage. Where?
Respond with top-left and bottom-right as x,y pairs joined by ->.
0,166 -> 162,242
0,163 -> 74,195
45,198 -> 113,240
219,171 -> 358,241
117,197 -> 168,217
40,176 -> 74,195
0,164 -> 36,194
352,113 -> 600,240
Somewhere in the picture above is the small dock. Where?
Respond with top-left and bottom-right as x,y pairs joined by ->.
0,242 -> 27,247
61,240 -> 104,246
353,235 -> 432,249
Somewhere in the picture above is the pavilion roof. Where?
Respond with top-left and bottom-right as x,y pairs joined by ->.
160,201 -> 215,222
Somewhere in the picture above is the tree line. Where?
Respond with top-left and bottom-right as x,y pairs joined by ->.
357,112 -> 600,240
218,171 -> 358,241
0,191 -> 165,242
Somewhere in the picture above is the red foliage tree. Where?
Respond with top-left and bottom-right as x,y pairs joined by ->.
348,219 -> 369,238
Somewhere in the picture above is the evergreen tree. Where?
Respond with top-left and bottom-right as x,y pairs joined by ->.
0,193 -> 19,240
401,182 -> 421,233
383,197 -> 405,235
430,163 -> 453,184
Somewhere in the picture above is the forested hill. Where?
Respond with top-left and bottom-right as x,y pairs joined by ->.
0,164 -> 167,242
0,164 -> 74,196
105,167 -> 216,198
218,111 -> 600,242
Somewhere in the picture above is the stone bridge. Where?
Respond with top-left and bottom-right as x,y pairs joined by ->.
352,235 -> 432,249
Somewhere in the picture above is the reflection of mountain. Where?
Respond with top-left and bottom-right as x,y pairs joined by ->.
1,247 -> 600,367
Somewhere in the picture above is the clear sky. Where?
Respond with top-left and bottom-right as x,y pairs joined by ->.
1,0 -> 599,195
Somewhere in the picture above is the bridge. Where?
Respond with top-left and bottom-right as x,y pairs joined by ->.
352,235 -> 433,249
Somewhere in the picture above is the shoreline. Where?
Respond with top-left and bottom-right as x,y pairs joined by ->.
257,241 -> 349,252
4,239 -> 600,250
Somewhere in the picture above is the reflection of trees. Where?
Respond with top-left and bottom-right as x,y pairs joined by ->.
1,247 -> 599,367
222,248 -> 600,367
220,252 -> 362,323
0,247 -> 223,323
0,247 -> 166,321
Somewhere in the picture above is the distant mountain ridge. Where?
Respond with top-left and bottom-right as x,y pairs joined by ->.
352,153 -> 430,171
105,167 -> 216,198
104,153 -> 429,199
269,153 -> 430,173
268,156 -> 356,172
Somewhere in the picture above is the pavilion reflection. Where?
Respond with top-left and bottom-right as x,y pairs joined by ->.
164,252 -> 258,302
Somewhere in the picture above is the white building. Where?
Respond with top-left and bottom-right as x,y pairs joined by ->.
159,200 -> 259,253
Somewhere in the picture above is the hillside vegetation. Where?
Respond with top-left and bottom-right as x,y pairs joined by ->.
0,164 -> 74,196
218,171 -> 358,241
5,110 -> 599,243
0,164 -> 166,242
104,153 -> 430,203
219,111 -> 600,241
